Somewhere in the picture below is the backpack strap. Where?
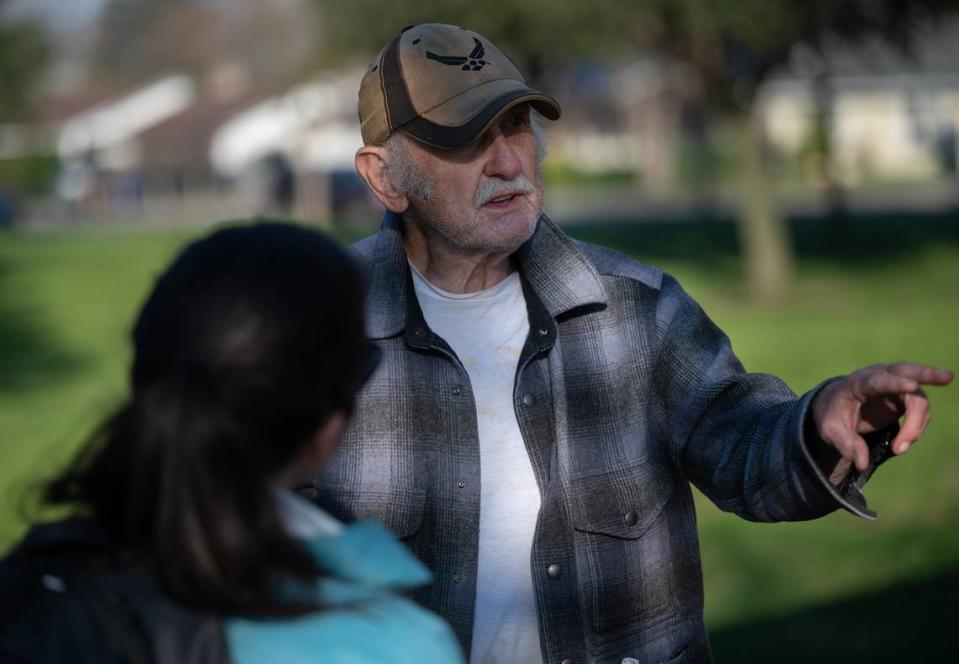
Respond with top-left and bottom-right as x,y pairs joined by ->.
1,520 -> 231,664
80,569 -> 232,664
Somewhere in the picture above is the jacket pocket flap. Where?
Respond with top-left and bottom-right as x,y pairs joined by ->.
570,459 -> 676,540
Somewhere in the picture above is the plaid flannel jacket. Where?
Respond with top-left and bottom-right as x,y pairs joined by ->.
303,212 -> 886,664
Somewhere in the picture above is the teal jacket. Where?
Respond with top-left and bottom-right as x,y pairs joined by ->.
226,519 -> 464,664
2,500 -> 462,663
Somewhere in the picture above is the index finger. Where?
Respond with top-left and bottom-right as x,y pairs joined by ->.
887,363 -> 954,387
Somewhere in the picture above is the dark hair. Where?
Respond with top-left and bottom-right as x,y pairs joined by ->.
44,222 -> 374,616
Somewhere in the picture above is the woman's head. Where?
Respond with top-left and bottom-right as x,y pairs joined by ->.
130,222 -> 372,476
45,222 -> 374,615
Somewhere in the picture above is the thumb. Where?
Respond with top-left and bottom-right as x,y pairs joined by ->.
823,424 -> 872,473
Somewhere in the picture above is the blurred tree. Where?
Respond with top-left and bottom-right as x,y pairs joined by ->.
311,0 -> 634,77
0,0 -> 49,122
93,0 -> 314,85
313,0 -> 959,300
94,0 -> 174,81
636,0 -> 959,300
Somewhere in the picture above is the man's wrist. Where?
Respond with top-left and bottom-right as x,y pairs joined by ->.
803,404 -> 853,487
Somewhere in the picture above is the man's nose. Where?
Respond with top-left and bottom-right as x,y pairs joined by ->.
483,133 -> 523,180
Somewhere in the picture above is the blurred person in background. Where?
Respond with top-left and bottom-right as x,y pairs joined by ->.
55,156 -> 95,220
261,152 -> 297,216
0,223 -> 464,664
299,23 -> 955,664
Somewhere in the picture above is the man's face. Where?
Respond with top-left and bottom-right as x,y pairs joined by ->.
394,104 -> 544,255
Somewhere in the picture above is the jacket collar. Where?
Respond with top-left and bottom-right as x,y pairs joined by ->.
364,211 -> 607,340
303,521 -> 433,591
514,212 -> 608,317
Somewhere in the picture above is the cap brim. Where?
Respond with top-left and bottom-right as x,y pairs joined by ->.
398,83 -> 561,150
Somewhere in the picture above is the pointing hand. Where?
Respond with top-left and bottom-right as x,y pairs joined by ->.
810,363 -> 953,482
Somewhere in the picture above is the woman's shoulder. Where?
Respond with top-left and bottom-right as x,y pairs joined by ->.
227,590 -> 463,664
225,519 -> 464,663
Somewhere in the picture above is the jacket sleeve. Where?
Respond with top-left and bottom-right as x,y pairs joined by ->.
652,273 -> 887,522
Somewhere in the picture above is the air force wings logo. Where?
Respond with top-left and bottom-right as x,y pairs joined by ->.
426,37 -> 489,71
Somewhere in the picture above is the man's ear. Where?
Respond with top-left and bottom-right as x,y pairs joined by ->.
356,146 -> 409,213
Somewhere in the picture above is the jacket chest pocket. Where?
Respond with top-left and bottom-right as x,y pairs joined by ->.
569,460 -> 700,639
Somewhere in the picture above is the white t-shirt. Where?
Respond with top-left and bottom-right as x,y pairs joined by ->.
410,264 -> 543,664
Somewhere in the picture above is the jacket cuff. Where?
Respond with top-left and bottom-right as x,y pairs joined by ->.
795,377 -> 899,520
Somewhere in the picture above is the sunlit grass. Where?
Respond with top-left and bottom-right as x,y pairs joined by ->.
0,227 -> 199,532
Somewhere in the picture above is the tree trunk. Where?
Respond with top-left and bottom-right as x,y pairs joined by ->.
734,106 -> 794,302
812,71 -> 849,244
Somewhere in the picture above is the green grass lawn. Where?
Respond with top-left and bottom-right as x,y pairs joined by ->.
0,227 -> 198,530
1,214 -> 957,661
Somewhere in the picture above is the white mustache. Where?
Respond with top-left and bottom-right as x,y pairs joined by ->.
474,175 -> 535,208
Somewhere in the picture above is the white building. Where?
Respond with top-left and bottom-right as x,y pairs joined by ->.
760,23 -> 959,185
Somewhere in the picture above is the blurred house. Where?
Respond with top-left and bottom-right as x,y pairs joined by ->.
208,67 -> 373,223
0,83 -> 117,224
23,62 -> 376,225
54,74 -> 196,216
760,20 -> 959,186
133,80 -> 268,217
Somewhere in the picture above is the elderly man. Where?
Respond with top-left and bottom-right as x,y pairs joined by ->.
302,23 -> 953,664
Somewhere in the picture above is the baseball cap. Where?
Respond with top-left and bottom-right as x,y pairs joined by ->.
358,23 -> 561,149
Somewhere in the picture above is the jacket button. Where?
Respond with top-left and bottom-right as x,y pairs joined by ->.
452,386 -> 461,395
538,327 -> 549,336
452,574 -> 463,584
560,659 -> 574,664
522,393 -> 535,407
547,564 -> 562,580
457,480 -> 466,489
624,511 -> 639,526
414,327 -> 425,337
